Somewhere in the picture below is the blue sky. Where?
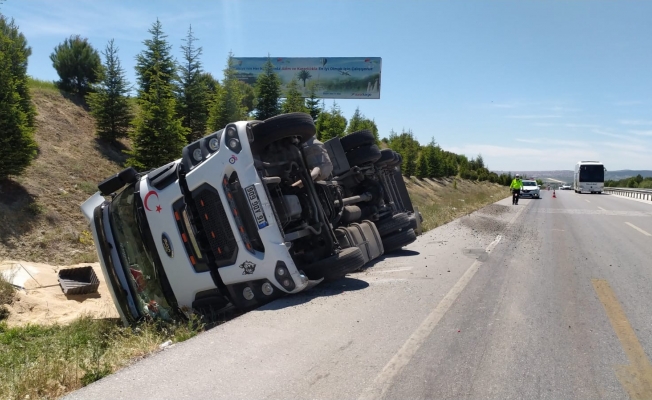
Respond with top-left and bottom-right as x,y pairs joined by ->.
3,0 -> 651,171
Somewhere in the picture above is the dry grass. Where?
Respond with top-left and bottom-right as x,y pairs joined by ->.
0,87 -> 128,265
0,273 -> 14,321
0,316 -> 204,400
405,176 -> 509,232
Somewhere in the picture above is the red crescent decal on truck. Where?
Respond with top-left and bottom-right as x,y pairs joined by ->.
144,190 -> 161,212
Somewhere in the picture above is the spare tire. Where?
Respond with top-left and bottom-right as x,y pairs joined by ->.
340,130 -> 375,152
302,247 -> 366,281
251,112 -> 315,150
346,144 -> 382,167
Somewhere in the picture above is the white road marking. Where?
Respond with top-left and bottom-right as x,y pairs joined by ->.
625,222 -> 652,237
358,204 -> 527,400
598,206 -> 606,211
371,267 -> 414,274
585,200 -> 591,203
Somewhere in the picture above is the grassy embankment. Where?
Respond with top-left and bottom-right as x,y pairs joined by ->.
405,176 -> 509,231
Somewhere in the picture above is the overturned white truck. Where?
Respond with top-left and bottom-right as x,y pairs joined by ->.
81,113 -> 420,325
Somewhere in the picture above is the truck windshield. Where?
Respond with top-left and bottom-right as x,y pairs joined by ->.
579,165 -> 604,182
109,185 -> 175,320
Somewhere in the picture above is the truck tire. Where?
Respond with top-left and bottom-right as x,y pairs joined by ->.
375,212 -> 411,237
346,144 -> 382,166
375,149 -> 396,167
340,130 -> 375,152
408,213 -> 418,230
251,112 -> 315,150
386,151 -> 402,168
382,228 -> 417,253
302,247 -> 366,281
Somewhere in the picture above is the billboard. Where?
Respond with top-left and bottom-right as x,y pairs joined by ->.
231,57 -> 382,99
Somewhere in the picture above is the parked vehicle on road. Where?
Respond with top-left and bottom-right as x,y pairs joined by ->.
81,113 -> 419,325
520,180 -> 540,198
560,184 -> 572,190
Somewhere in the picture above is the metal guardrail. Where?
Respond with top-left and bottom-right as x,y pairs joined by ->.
604,187 -> 652,201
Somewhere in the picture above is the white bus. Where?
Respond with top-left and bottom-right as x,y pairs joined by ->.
574,161 -> 605,194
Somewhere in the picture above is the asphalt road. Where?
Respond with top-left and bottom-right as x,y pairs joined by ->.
67,189 -> 652,400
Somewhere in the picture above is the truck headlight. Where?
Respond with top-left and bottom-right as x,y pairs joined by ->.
225,125 -> 242,153
192,148 -> 203,162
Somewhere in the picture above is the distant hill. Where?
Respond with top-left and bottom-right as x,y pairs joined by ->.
492,170 -> 652,183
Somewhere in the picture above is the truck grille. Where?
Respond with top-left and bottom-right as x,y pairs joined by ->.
193,185 -> 238,266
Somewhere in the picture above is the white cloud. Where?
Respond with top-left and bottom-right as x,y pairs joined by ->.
599,142 -> 649,153
532,122 -> 599,128
549,106 -> 582,112
593,129 -> 644,143
507,115 -> 562,119
630,130 -> 652,137
491,102 -> 518,108
614,100 -> 644,106
620,120 -> 652,126
516,138 -> 588,147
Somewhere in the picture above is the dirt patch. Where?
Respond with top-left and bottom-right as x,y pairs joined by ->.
0,260 -> 119,326
460,214 -> 508,235
478,203 -> 511,217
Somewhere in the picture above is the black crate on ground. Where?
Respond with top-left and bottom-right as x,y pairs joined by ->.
58,266 -> 100,295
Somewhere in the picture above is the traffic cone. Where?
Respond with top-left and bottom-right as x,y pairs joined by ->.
553,189 -> 556,198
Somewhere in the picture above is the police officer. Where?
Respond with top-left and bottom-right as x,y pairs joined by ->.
510,174 -> 523,205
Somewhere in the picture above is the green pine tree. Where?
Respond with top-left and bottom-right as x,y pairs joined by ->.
416,150 -> 428,179
426,138 -> 441,178
238,80 -> 255,115
388,129 -> 420,177
315,101 -> 347,141
134,19 -> 176,97
86,39 -> 133,142
281,79 -> 307,114
207,54 -> 246,131
0,17 -> 35,127
305,82 -> 321,120
346,107 -> 364,133
345,107 -> 379,142
128,20 -> 187,170
0,26 -> 37,180
253,56 -> 281,120
50,35 -> 101,96
176,25 -> 209,142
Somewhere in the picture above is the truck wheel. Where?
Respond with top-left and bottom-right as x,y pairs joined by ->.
382,228 -> 417,253
346,144 -> 382,166
340,130 -> 376,152
302,247 -> 366,281
251,112 -> 315,150
375,212 -> 411,237
375,149 -> 395,167
386,152 -> 402,168
408,213 -> 418,230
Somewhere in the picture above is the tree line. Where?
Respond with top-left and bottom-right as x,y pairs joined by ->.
605,174 -> 652,189
1,16 -> 514,187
